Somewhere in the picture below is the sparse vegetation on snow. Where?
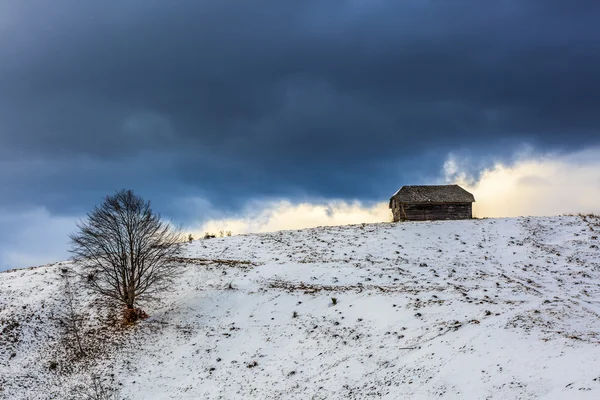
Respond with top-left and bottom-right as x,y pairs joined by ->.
2,215 -> 600,399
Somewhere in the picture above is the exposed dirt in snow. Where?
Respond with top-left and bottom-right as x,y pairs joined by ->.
2,216 -> 600,399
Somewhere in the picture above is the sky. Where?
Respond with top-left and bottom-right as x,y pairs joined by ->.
1,0 -> 600,270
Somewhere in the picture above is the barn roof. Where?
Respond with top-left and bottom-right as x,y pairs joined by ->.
390,185 -> 475,204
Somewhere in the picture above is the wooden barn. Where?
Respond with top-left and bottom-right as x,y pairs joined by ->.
389,185 -> 475,222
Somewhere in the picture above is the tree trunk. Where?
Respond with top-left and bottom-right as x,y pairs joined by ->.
127,286 -> 135,309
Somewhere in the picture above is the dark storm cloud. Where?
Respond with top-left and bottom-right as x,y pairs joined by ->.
1,0 -> 600,215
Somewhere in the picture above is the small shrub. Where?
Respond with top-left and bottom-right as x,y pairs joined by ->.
292,311 -> 298,318
75,374 -> 121,400
226,231 -> 232,237
204,232 -> 216,239
122,308 -> 149,325
331,297 -> 338,306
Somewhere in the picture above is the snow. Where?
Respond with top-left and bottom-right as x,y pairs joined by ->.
1,215 -> 600,399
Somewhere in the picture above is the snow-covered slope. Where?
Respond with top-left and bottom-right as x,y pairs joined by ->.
2,216 -> 600,399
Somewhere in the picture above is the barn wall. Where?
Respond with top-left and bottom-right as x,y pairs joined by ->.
391,202 -> 472,222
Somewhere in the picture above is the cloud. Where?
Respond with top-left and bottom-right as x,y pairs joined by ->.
189,200 -> 390,237
0,208 -> 79,271
450,148 -> 600,218
1,0 -> 600,217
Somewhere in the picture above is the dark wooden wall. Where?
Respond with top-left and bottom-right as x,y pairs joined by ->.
391,202 -> 472,222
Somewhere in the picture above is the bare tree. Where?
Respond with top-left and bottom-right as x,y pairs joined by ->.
69,189 -> 184,320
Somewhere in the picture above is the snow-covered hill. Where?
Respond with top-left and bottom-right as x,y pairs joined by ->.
2,216 -> 600,399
